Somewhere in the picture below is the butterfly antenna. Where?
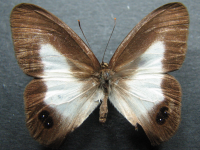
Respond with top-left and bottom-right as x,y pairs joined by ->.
78,20 -> 91,49
102,18 -> 116,64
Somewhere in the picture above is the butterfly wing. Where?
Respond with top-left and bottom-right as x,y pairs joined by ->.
10,3 -> 102,147
108,3 -> 189,145
109,2 -> 188,74
10,3 -> 100,77
24,78 -> 103,147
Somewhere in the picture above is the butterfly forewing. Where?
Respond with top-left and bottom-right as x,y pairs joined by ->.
109,3 -> 188,73
108,3 -> 188,145
10,3 -> 100,78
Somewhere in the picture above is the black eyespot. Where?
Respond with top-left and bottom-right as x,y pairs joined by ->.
38,110 -> 49,122
160,107 -> 169,118
156,116 -> 166,125
38,110 -> 54,129
156,107 -> 169,125
43,117 -> 54,129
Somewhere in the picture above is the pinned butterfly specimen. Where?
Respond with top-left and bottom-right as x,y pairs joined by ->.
10,2 -> 189,147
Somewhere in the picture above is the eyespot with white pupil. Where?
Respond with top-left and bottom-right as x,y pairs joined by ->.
38,110 -> 49,122
43,117 -> 53,129
156,107 -> 169,125
38,110 -> 54,129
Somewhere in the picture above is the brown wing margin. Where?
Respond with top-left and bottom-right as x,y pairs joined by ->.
10,3 -> 100,77
109,2 -> 189,73
140,74 -> 181,145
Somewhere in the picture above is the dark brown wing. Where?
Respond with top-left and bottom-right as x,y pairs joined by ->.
109,74 -> 181,145
109,2 -> 188,74
10,3 -> 102,147
10,3 -> 100,78
24,78 -> 102,147
108,2 -> 189,145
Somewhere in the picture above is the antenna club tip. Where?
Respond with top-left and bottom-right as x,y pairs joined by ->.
114,18 -> 116,20
78,20 -> 80,22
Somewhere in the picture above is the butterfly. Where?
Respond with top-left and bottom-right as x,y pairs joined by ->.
10,2 -> 189,147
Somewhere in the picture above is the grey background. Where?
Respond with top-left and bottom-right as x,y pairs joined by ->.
0,0 -> 199,150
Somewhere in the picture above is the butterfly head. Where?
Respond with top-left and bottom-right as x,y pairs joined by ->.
100,62 -> 108,69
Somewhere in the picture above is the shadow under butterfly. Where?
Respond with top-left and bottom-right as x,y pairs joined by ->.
10,2 -> 189,148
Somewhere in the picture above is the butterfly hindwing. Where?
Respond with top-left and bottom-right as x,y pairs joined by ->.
24,78 -> 103,147
109,73 -> 181,145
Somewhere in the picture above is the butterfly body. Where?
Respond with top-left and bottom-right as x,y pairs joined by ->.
10,2 -> 189,147
98,63 -> 115,123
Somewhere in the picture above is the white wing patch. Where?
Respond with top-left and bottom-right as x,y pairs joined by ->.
110,74 -> 164,122
44,78 -> 93,104
134,41 -> 165,74
124,74 -> 164,110
43,78 -> 103,121
109,41 -> 166,124
39,44 -> 104,122
40,44 -> 73,77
